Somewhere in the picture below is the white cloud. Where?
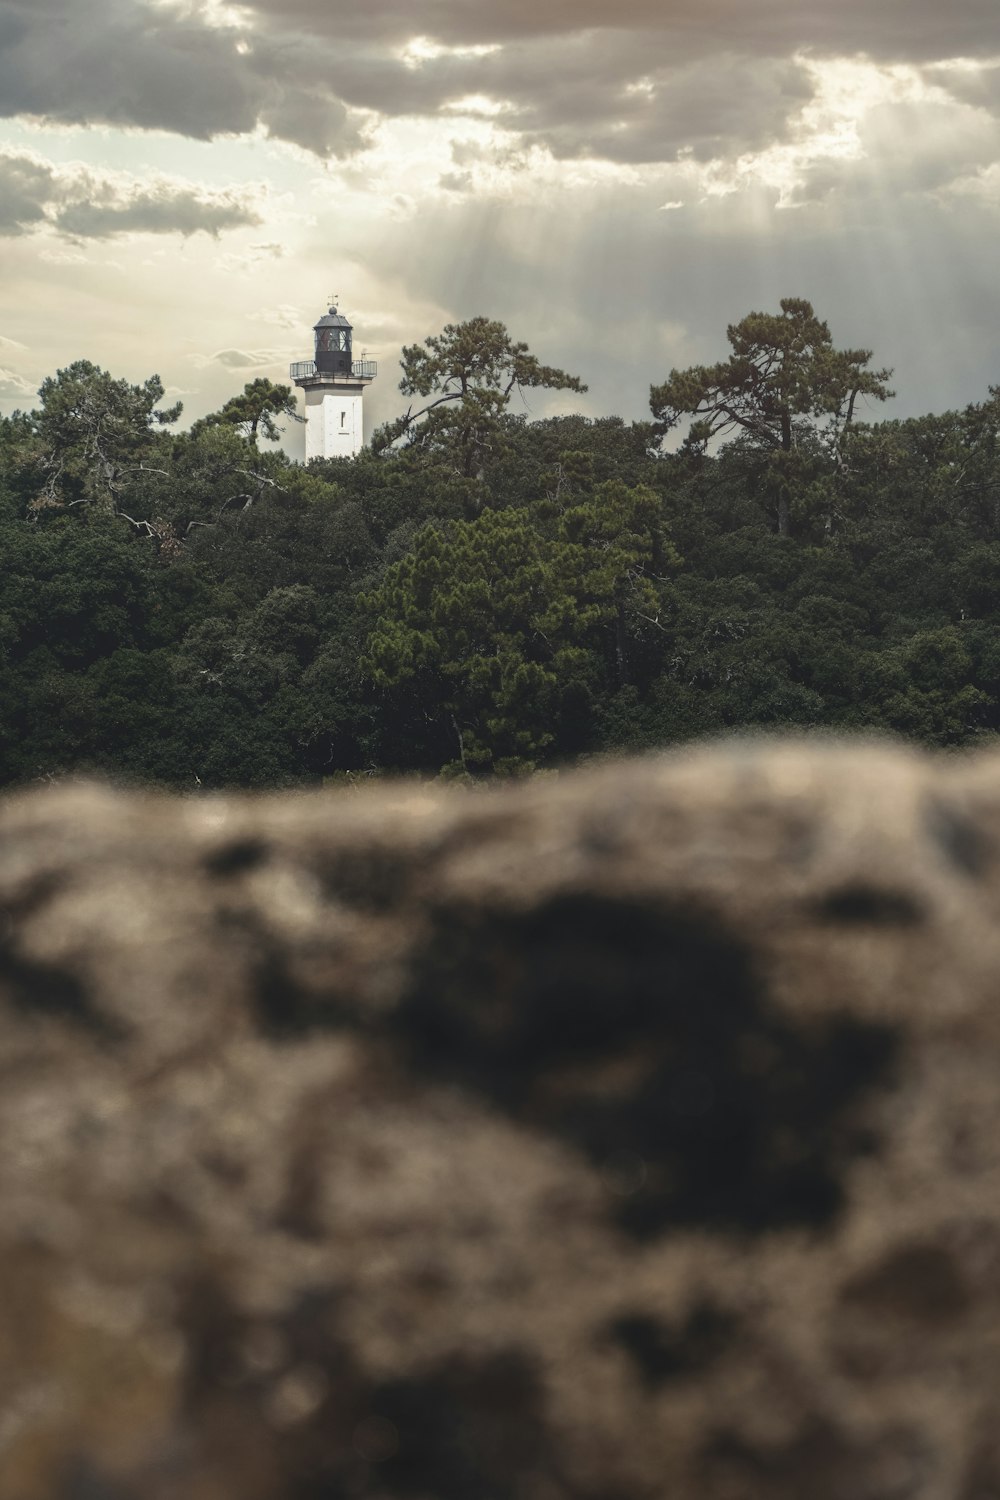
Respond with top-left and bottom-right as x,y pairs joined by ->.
249,303 -> 304,329
217,240 -> 285,272
399,37 -> 503,68
37,244 -> 88,264
0,148 -> 265,240
191,347 -> 290,369
0,365 -> 33,398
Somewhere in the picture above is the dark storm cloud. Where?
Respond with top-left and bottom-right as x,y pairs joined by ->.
498,53 -> 815,165
238,0 -> 1000,60
0,151 -> 262,238
0,0 -> 997,164
211,0 -> 1000,169
0,0 -> 258,136
0,0 -> 365,155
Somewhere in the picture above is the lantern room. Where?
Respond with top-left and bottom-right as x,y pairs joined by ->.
314,306 -> 353,376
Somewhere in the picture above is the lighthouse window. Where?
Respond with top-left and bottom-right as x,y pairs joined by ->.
341,412 -> 346,428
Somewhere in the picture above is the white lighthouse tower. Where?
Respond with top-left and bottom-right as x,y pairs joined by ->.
290,300 -> 377,460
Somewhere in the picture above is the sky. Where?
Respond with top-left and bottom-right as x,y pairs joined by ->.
0,0 -> 998,459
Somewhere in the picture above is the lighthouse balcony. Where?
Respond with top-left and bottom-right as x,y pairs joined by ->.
290,359 -> 378,381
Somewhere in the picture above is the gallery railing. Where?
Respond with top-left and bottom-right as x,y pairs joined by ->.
289,360 -> 378,380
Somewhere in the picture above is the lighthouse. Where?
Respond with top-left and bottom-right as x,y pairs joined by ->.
290,301 -> 377,460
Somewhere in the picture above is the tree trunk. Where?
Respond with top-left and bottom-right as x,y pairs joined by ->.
777,491 -> 790,539
615,599 -> 630,688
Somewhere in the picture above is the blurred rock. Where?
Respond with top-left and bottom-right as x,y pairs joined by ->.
1,740 -> 1000,1498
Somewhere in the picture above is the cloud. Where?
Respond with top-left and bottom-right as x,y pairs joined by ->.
925,60 -> 1000,122
786,97 -> 1000,205
495,50 -> 816,165
233,0 -> 1000,58
0,0 -> 997,171
0,152 -> 56,235
217,241 -> 285,273
0,0 -> 260,136
0,150 -> 264,240
37,244 -> 88,265
250,303 -> 304,329
55,181 -> 263,240
228,0 -> 1000,168
0,365 -> 33,399
0,0 -> 367,156
193,347 -> 289,369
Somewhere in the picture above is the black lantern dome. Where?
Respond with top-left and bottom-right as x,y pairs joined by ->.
314,305 -> 353,376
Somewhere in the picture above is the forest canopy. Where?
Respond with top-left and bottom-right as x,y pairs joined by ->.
2,304 -> 999,789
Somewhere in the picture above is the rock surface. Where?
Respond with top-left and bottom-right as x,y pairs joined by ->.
2,740 -> 1000,1498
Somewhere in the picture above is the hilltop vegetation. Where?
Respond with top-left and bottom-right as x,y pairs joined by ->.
1,302 -> 999,788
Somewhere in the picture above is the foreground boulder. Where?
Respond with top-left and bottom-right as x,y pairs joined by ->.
2,739 -> 1000,1498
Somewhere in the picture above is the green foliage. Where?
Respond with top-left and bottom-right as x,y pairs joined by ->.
25,360 -> 181,517
360,480 -> 676,774
651,298 -> 894,535
373,317 -> 587,480
3,303 -> 1000,791
191,377 -> 304,445
0,512 -> 182,783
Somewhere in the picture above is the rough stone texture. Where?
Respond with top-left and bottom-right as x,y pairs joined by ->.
2,740 -> 1000,1498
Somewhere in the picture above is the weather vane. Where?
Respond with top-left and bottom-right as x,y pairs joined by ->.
329,292 -> 339,308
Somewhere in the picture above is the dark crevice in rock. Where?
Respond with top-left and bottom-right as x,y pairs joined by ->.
0,943 -> 125,1039
203,838 -> 271,878
252,946 -> 321,1038
395,895 -> 899,1238
609,1303 -> 739,1389
840,1242 -> 971,1323
314,849 -> 414,914
350,1352 -> 551,1500
0,870 -> 67,923
816,885 -> 926,927
215,913 -> 340,1039
179,1279 -> 561,1500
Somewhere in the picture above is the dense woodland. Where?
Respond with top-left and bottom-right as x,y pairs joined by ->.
1,299 -> 999,789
